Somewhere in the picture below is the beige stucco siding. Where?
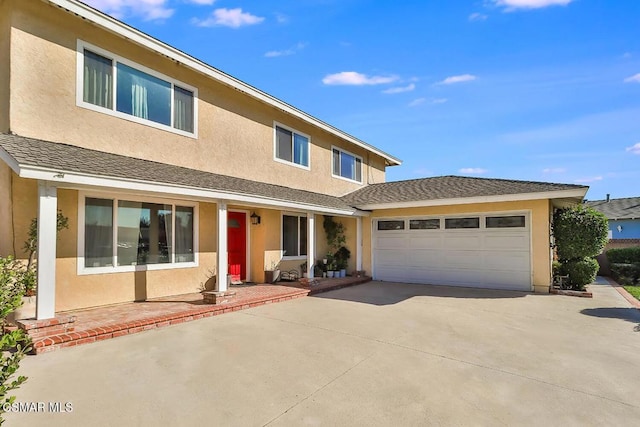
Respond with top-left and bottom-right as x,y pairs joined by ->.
0,164 -> 13,257
0,0 -> 10,133
7,0 -> 386,196
363,200 -> 552,293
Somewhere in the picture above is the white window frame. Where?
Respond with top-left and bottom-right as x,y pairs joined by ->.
76,40 -> 199,138
77,191 -> 199,275
331,146 -> 363,184
281,212 -> 308,260
273,122 -> 311,171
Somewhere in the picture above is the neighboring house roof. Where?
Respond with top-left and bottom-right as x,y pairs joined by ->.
41,0 -> 401,167
0,133 -> 358,215
341,175 -> 588,209
586,197 -> 640,220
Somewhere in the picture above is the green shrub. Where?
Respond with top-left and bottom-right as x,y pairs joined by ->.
606,247 -> 640,264
609,263 -> 640,285
552,206 -> 609,260
563,258 -> 600,290
0,257 -> 32,424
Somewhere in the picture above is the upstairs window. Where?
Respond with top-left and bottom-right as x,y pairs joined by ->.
78,41 -> 196,136
332,147 -> 362,183
275,124 -> 309,168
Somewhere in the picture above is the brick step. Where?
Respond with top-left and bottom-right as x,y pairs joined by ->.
30,290 -> 309,354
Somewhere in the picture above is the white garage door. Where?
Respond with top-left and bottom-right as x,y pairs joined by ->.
373,213 -> 532,291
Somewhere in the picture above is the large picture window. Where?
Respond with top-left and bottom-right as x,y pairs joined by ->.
82,196 -> 196,271
275,124 -> 309,168
332,147 -> 362,183
282,214 -> 307,257
78,41 -> 196,135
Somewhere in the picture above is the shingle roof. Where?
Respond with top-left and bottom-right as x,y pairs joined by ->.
586,197 -> 640,220
341,175 -> 587,206
0,133 -> 355,212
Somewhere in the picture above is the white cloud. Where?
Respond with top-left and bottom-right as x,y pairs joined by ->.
624,73 -> 640,83
408,98 -> 426,107
431,98 -> 448,104
382,83 -> 416,94
493,0 -> 574,11
84,0 -> 174,20
439,74 -> 477,85
193,8 -> 264,28
626,142 -> 640,154
265,42 -> 306,58
186,0 -> 216,5
469,13 -> 488,21
574,176 -> 603,183
542,167 -> 566,174
322,72 -> 398,86
459,168 -> 488,174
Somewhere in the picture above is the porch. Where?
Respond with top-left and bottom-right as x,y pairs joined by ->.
17,276 -> 371,354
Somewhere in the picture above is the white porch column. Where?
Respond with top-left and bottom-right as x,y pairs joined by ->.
36,181 -> 57,320
307,213 -> 315,277
356,216 -> 363,271
216,201 -> 228,292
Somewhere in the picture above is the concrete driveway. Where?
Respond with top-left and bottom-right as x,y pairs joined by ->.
6,281 -> 640,426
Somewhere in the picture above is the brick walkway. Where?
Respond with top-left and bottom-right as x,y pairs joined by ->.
19,276 -> 371,354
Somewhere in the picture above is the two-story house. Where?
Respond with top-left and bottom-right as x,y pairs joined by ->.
0,0 -> 588,321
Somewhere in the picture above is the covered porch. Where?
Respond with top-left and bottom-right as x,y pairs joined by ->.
0,134 -> 367,321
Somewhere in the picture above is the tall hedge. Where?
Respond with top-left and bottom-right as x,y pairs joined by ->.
552,205 -> 608,260
552,205 -> 609,290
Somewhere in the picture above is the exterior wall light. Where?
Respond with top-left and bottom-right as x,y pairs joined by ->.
250,212 -> 261,225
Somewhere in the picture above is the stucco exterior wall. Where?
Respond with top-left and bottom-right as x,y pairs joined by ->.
0,0 -> 10,133
0,164 -> 13,257
7,0 -> 386,197
362,199 -> 552,293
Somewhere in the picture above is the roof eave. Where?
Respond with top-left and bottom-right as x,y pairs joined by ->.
352,188 -> 588,210
42,0 -> 401,166
15,163 -> 363,216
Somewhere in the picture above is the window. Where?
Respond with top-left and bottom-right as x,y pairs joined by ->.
82,196 -> 196,271
445,217 -> 480,229
410,219 -> 440,230
332,147 -> 362,183
486,215 -> 526,228
275,125 -> 309,168
282,215 -> 307,257
78,41 -> 196,136
377,220 -> 405,231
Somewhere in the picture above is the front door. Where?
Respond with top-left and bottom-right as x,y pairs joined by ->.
228,211 -> 247,282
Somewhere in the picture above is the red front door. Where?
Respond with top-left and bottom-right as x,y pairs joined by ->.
227,212 -> 247,282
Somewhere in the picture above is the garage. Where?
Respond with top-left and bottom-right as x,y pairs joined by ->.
372,213 -> 532,291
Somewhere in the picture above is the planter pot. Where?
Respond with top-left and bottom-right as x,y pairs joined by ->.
327,271 -> 335,278
340,269 -> 346,278
322,272 -> 327,278
302,273 -> 309,279
264,269 -> 280,284
7,296 -> 36,323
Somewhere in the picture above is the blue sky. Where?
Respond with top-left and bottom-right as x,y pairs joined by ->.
84,0 -> 640,200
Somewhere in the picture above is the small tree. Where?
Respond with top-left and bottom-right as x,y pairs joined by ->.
552,205 -> 608,290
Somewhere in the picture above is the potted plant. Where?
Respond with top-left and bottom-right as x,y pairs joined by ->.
335,246 -> 351,278
300,261 -> 308,278
264,259 -> 280,284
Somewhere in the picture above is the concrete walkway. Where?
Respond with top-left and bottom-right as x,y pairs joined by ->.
6,281 -> 640,426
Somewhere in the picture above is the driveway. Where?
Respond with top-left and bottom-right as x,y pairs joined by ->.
6,281 -> 640,426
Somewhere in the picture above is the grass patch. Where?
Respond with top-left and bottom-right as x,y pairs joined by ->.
623,285 -> 640,301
